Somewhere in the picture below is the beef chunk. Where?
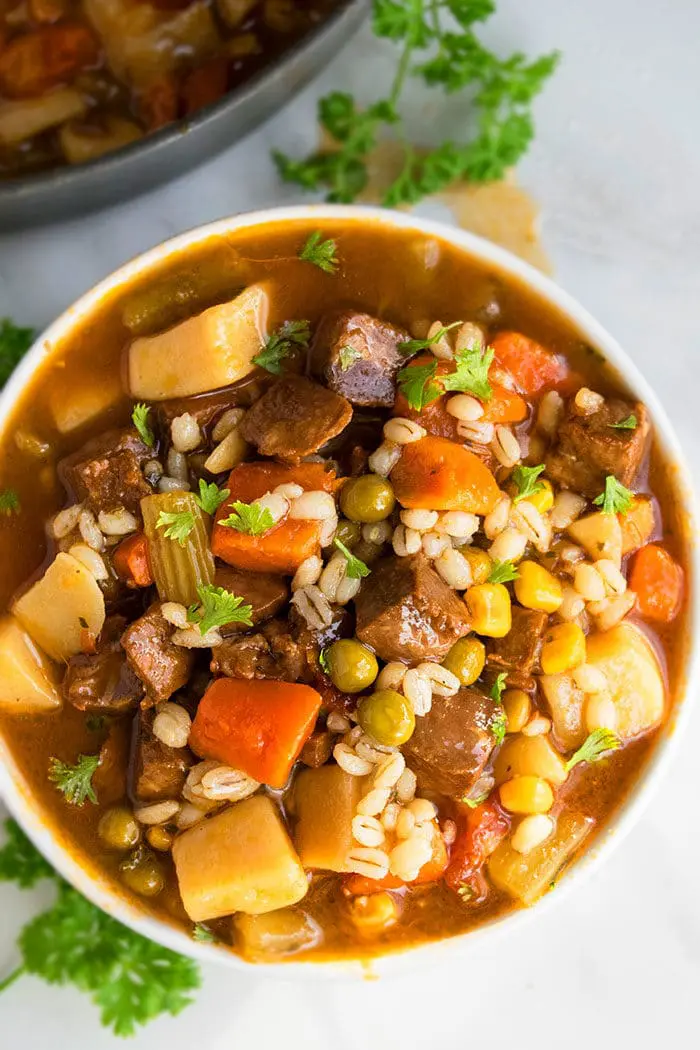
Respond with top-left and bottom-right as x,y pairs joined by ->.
487,606 -> 548,676
310,311 -> 408,407
155,374 -> 272,440
63,617 -> 144,714
240,376 -> 352,464
122,603 -> 194,702
545,397 -> 650,498
211,619 -> 312,682
403,687 -> 499,797
299,729 -> 333,768
214,564 -> 288,635
60,427 -> 153,513
355,554 -> 471,663
130,709 -> 193,802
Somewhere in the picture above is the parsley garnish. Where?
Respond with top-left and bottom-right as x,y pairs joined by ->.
463,791 -> 490,809
565,728 -> 621,772
489,672 -> 508,703
398,321 -> 462,357
487,560 -> 520,584
218,500 -> 276,536
397,358 -> 442,411
273,2 -> 559,207
85,714 -> 106,732
593,475 -> 634,516
512,463 -> 546,503
192,924 -> 216,944
334,537 -> 371,579
319,647 -> 331,674
0,488 -> 20,516
0,818 -> 54,887
338,344 -> 362,371
608,414 -> 638,430
253,319 -> 311,374
131,403 -> 154,447
490,708 -> 507,746
0,318 -> 34,385
156,509 -> 195,545
442,343 -> 495,401
48,754 -> 99,806
195,478 -> 230,516
187,584 -> 253,635
298,232 -> 339,273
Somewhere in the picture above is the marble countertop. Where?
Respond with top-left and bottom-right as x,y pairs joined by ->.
1,0 -> 699,1046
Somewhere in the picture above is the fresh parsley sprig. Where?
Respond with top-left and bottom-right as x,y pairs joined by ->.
253,319 -> 312,374
565,728 -> 621,772
274,1 -> 559,207
131,403 -> 155,447
490,707 -> 507,746
196,478 -> 230,515
187,584 -> 253,635
442,343 -> 495,401
0,818 -> 54,887
0,488 -> 20,516
594,475 -> 634,516
512,463 -> 546,503
489,671 -> 508,703
334,537 -> 371,579
0,318 -> 34,385
48,754 -> 99,806
219,500 -> 276,536
608,414 -> 637,430
397,358 -> 442,411
156,509 -> 196,546
462,791 -> 490,809
487,560 -> 520,584
398,321 -> 462,356
298,232 -> 339,273
338,344 -> 363,371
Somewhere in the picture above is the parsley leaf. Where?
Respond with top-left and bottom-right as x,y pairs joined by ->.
334,537 -> 371,579
299,232 -> 339,273
195,478 -> 230,516
489,671 -> 508,703
0,818 -> 55,888
48,754 -> 99,806
487,560 -> 520,584
218,500 -> 276,536
593,475 -> 634,516
187,584 -> 253,635
512,463 -> 546,503
192,924 -> 216,944
319,647 -> 331,674
0,488 -> 20,516
398,321 -> 462,357
253,319 -> 311,375
0,318 -> 34,385
397,358 -> 442,411
490,708 -> 507,745
442,343 -> 495,401
339,344 -> 363,371
156,509 -> 195,545
565,728 -> 621,772
131,403 -> 154,447
608,414 -> 638,430
463,791 -> 490,809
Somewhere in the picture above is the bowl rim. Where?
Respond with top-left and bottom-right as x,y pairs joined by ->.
0,203 -> 697,979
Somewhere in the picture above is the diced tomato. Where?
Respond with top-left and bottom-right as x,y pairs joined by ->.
491,331 -> 570,397
0,24 -> 99,99
444,800 -> 510,893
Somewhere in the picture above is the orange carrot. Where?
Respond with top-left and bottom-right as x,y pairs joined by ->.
212,462 -> 340,574
0,24 -> 99,98
181,58 -> 228,115
113,532 -> 154,588
491,331 -> 570,397
479,382 -> 528,424
189,678 -> 322,788
344,831 -> 449,894
390,435 -> 500,514
629,543 -> 684,623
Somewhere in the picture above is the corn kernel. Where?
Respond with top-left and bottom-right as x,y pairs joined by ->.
514,560 -> 563,613
540,622 -> 586,674
525,480 -> 554,515
462,547 -> 492,585
465,583 -> 512,638
499,775 -> 554,814
503,689 -> 531,733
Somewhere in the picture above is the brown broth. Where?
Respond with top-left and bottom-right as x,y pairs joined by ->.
0,217 -> 692,962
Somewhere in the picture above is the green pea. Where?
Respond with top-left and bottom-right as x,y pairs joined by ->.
357,689 -> 415,747
119,849 -> 165,898
340,475 -> 396,523
442,636 -> 486,686
334,519 -> 362,550
326,639 -> 378,694
98,807 -> 141,851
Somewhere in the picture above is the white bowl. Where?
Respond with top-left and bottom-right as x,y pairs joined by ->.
1,205 -> 697,978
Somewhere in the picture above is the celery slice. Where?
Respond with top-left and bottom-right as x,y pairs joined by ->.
141,492 -> 214,605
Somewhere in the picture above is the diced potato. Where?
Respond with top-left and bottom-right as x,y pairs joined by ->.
0,90 -> 87,146
293,765 -> 367,872
59,116 -> 142,166
12,553 -> 106,662
620,496 -> 655,556
128,283 -> 269,400
539,673 -> 586,751
489,810 -> 594,904
585,623 -> 665,739
568,511 -> 622,567
0,615 -> 61,714
493,734 -> 568,788
172,795 -> 308,921
232,908 -> 319,961
49,375 -> 122,434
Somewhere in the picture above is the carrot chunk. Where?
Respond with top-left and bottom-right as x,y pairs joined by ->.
0,25 -> 99,99
113,532 -> 154,588
212,462 -> 340,575
390,435 -> 500,514
181,58 -> 228,115
629,543 -> 684,623
189,678 -> 322,789
491,331 -> 570,396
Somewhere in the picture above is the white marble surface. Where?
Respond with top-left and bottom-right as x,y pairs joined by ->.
2,0 -> 700,1046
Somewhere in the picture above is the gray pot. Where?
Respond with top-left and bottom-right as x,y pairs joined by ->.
0,0 -> 368,231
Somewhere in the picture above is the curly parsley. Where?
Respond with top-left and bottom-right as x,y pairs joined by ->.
512,463 -> 546,503
0,318 -> 34,385
219,500 -> 276,536
298,232 -> 339,273
398,321 -> 462,357
487,560 -> 520,584
565,729 -> 621,772
131,403 -> 155,447
156,509 -> 195,545
253,319 -> 311,375
195,478 -> 230,516
593,475 -> 634,516
48,754 -> 99,806
187,584 -> 253,635
396,358 -> 442,411
489,672 -> 508,703
442,343 -> 495,401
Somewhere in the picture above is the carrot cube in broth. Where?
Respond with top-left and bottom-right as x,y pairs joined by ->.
390,435 -> 500,514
